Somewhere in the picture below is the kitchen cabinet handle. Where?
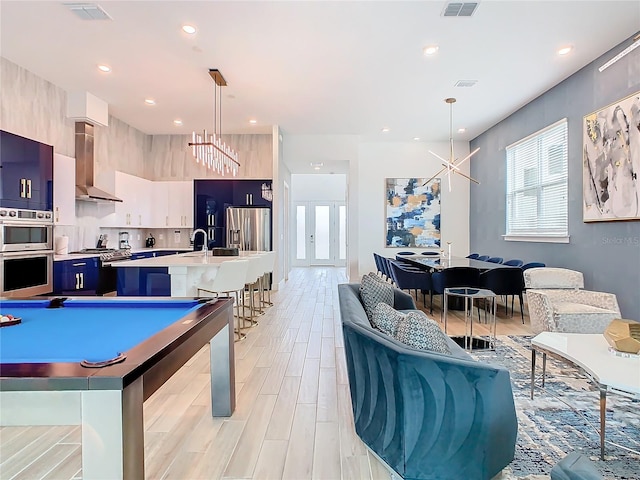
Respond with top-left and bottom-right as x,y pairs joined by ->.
72,262 -> 87,267
139,214 -> 141,225
246,194 -> 249,205
75,273 -> 80,289
26,179 -> 32,198
55,206 -> 59,223
80,273 -> 84,289
20,179 -> 26,198
250,194 -> 253,205
166,215 -> 169,226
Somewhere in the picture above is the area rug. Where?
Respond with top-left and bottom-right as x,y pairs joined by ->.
471,335 -> 640,480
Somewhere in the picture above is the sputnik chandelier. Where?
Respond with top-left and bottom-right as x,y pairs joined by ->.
423,97 -> 480,191
189,69 -> 240,176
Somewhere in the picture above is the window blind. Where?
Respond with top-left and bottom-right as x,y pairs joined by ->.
506,119 -> 568,236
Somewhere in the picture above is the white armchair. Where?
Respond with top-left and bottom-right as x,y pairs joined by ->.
524,267 -> 621,334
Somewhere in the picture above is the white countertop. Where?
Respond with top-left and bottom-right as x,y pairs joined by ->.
104,250 -> 260,267
54,248 -> 190,262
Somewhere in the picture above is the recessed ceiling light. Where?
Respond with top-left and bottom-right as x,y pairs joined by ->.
144,99 -> 156,105
381,127 -> 390,133
173,119 -> 183,126
423,45 -> 439,56
249,119 -> 257,124
314,167 -> 321,171
413,137 -> 420,141
458,128 -> 466,133
558,46 -> 573,55
182,24 -> 196,34
97,64 -> 111,73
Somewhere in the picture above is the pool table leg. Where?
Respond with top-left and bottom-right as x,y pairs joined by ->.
82,375 -> 144,480
210,321 -> 236,416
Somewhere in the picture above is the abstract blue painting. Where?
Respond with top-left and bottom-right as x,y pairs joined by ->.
386,178 -> 441,247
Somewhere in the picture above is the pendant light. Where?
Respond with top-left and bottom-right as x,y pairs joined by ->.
423,97 -> 480,191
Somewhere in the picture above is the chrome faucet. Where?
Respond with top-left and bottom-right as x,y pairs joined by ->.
191,229 -> 208,256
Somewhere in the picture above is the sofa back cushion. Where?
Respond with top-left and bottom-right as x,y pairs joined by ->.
394,310 -> 451,355
371,302 -> 403,336
359,273 -> 394,319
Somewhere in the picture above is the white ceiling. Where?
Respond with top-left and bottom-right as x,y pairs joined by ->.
1,1 -> 639,163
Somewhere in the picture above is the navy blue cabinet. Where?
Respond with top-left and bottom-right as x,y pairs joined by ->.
116,267 -> 171,296
53,257 -> 99,295
232,180 -> 272,207
194,179 -> 272,250
0,130 -> 53,210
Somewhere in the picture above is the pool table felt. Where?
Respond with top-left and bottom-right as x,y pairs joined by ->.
0,299 -> 204,363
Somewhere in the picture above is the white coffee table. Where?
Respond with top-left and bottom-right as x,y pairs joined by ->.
530,332 -> 640,459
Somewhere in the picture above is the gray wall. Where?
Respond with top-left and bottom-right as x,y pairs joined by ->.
470,36 -> 640,319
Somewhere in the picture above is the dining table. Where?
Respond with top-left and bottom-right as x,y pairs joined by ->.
399,255 -> 515,272
398,254 -> 517,313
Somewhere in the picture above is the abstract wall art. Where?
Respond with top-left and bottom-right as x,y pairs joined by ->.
583,92 -> 640,222
385,178 -> 441,247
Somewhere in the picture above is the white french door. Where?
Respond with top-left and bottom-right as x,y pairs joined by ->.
293,202 -> 346,267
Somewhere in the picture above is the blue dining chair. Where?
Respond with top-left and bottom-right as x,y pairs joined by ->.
487,257 -> 504,264
476,255 -> 490,262
466,253 -> 480,259
431,267 -> 481,316
521,262 -> 546,271
373,253 -> 386,279
503,259 -> 524,267
479,267 -> 525,322
388,260 -> 432,308
380,257 -> 394,282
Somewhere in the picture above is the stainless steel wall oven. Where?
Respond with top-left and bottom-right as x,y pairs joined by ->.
0,208 -> 54,297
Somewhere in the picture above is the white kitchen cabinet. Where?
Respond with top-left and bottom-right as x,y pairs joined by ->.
150,181 -> 193,228
151,181 -> 170,228
53,153 -> 76,225
99,171 -> 152,227
168,181 -> 193,228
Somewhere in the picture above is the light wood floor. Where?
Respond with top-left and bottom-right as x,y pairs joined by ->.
0,267 -> 533,480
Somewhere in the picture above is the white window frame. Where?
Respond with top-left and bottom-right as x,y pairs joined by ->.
503,118 -> 570,243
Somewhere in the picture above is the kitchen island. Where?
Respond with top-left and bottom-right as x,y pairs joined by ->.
110,250 -> 260,297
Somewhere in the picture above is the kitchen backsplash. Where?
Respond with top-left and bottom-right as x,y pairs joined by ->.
54,225 -> 194,252
54,203 -> 193,251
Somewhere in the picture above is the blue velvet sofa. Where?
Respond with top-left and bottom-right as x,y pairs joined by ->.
338,283 -> 518,480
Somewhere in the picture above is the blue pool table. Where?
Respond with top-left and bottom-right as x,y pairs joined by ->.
0,297 -> 235,480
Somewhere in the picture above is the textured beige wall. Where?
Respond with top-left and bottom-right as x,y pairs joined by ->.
0,58 -> 273,182
146,133 -> 272,181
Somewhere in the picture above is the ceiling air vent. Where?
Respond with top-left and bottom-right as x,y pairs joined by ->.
64,3 -> 112,20
454,79 -> 478,87
442,2 -> 479,17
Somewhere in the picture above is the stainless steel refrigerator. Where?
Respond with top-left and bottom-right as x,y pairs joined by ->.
226,206 -> 271,251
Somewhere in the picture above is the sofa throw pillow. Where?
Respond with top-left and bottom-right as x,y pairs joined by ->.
395,311 -> 451,355
371,302 -> 403,337
359,273 -> 394,319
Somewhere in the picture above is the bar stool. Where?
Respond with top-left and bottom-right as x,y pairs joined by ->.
259,251 -> 276,307
196,259 -> 249,341
242,255 -> 265,327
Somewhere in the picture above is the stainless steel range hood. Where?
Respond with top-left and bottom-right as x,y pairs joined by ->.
75,121 -> 122,202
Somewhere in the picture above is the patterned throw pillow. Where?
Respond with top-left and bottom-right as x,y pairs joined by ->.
359,273 -> 394,319
371,302 -> 403,336
395,311 -> 451,355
